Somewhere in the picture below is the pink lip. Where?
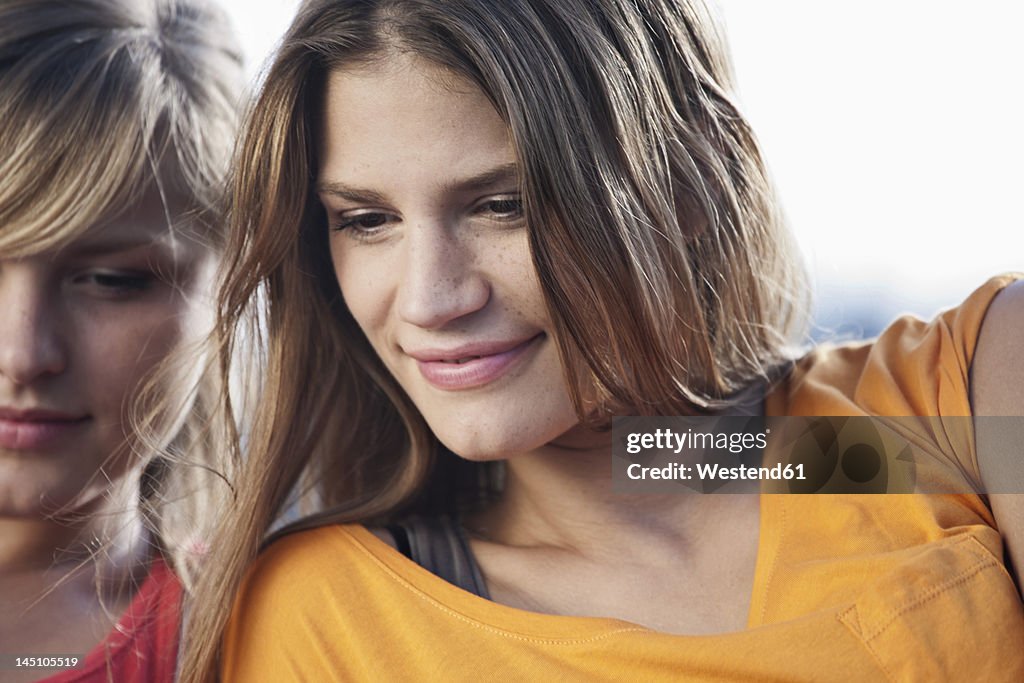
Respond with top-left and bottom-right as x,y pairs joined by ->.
408,334 -> 543,390
0,408 -> 89,451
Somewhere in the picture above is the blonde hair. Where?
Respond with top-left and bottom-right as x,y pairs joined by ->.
182,0 -> 808,679
0,0 -> 241,257
0,0 -> 243,577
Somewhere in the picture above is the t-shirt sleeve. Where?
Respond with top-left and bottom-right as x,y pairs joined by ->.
852,275 -> 1021,418
846,274 -> 1020,487
780,274 -> 1021,491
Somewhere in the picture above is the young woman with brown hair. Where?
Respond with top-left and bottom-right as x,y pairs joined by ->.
0,1 -> 242,680
182,0 -> 1024,680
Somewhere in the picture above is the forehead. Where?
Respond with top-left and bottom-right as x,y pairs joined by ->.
318,54 -> 514,187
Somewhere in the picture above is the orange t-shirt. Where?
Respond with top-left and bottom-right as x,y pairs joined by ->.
223,275 -> 1024,681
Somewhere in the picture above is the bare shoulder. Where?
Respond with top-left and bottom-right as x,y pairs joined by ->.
972,279 -> 1024,416
971,279 -> 1024,588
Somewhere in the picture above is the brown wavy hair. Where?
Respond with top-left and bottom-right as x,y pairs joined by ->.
181,0 -> 808,679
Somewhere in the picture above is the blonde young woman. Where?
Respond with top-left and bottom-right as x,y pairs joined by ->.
0,1 -> 241,681
184,0 -> 1024,680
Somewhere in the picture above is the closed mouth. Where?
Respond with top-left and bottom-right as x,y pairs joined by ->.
411,333 -> 544,390
0,413 -> 90,451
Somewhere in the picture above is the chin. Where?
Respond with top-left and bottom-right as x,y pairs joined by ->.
427,415 -> 568,463
434,433 -> 519,462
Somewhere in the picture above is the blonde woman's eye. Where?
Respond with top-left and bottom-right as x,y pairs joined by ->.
481,197 -> 523,220
75,271 -> 154,297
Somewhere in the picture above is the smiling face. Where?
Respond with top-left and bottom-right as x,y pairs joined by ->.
0,190 -> 214,517
320,54 -> 579,461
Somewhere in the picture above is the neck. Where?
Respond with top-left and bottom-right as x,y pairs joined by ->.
470,426 -> 758,563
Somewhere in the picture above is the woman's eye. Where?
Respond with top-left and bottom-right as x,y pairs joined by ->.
480,197 -> 523,220
333,212 -> 392,237
75,271 -> 153,297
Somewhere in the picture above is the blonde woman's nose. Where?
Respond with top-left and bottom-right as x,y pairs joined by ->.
396,226 -> 490,329
0,272 -> 67,385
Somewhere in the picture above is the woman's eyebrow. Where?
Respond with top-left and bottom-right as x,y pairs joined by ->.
60,236 -> 166,257
317,163 -> 521,203
445,163 -> 520,194
53,224 -> 182,259
316,182 -> 388,204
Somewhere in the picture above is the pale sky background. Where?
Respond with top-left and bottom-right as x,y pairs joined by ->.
220,0 -> 1023,336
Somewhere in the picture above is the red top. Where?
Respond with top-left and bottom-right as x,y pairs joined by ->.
37,558 -> 183,683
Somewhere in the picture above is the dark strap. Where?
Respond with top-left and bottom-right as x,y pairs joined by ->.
385,523 -> 413,559
388,516 -> 490,599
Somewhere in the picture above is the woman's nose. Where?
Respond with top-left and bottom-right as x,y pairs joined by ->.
0,271 -> 68,385
396,226 -> 490,329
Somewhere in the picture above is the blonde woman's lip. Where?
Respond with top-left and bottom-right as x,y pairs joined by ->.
0,407 -> 85,421
411,334 -> 543,390
0,408 -> 89,451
